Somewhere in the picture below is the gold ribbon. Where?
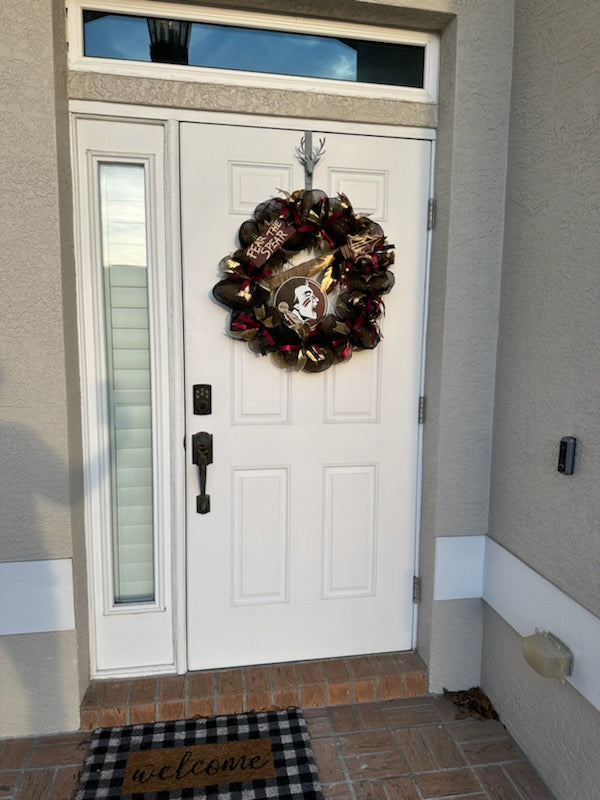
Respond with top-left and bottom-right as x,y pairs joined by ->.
265,253 -> 335,291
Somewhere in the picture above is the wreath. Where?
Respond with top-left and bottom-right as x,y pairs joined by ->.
212,188 -> 395,372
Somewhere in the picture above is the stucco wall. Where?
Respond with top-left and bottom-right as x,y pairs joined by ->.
417,1 -> 513,687
482,606 -> 600,800
490,0 -> 600,617
485,0 -> 600,795
0,0 -> 84,735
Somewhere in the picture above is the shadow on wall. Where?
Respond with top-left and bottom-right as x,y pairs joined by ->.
0,364 -> 83,736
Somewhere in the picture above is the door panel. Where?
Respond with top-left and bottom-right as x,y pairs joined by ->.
181,122 -> 431,670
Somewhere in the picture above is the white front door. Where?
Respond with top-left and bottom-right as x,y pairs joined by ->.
181,120 -> 432,670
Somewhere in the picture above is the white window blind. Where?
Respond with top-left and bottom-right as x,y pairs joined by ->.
100,163 -> 155,603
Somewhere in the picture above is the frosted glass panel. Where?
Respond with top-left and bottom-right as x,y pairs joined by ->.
99,163 -> 155,604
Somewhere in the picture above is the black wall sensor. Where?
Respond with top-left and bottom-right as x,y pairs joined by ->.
557,436 -> 576,475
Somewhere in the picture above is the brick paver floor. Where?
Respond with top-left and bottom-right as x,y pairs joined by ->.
0,695 -> 556,799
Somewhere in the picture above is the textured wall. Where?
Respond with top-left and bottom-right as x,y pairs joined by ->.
427,599 -> 482,692
484,1 -> 600,794
417,1 -> 513,681
68,73 -> 438,129
0,0 -> 82,735
489,0 -> 600,618
0,632 -> 80,737
1,0 -> 72,559
482,606 -> 600,800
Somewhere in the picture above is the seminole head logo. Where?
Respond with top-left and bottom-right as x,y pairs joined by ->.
275,277 -> 327,329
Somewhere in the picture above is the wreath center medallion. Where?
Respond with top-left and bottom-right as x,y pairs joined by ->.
276,277 -> 326,329
212,189 -> 395,373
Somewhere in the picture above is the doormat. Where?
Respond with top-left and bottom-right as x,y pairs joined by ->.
76,708 -> 323,799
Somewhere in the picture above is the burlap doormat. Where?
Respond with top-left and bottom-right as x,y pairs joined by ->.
76,708 -> 323,799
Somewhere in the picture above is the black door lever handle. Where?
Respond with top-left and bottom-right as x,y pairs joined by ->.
192,432 -> 213,514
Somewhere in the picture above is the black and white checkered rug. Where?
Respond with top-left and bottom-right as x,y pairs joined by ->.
76,708 -> 323,799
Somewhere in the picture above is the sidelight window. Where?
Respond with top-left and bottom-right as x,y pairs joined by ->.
98,163 -> 155,604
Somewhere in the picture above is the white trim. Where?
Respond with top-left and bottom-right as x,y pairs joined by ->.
0,560 -> 75,635
432,535 -> 600,711
434,535 -> 486,601
164,118 -> 188,674
71,114 -> 180,676
484,539 -> 600,712
65,0 -> 439,104
71,103 -> 435,675
411,139 -> 436,648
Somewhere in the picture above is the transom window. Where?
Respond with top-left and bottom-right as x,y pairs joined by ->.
67,1 -> 439,103
83,11 -> 426,89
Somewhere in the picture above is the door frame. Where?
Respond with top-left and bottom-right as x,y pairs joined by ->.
71,100 -> 435,678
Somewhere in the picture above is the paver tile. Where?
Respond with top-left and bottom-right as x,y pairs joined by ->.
447,718 -> 507,743
270,663 -> 298,690
354,780 -> 389,799
338,731 -> 397,756
311,738 -> 346,783
16,768 -> 54,800
394,727 -> 438,772
504,761 -> 557,799
4,673 -> 557,800
355,703 -> 388,730
245,666 -> 270,694
321,783 -> 351,798
188,672 -> 214,698
416,767 -> 481,798
381,776 -> 421,800
0,741 -> 31,771
420,726 -> 466,769
48,767 -> 82,800
129,677 -> 158,705
159,675 -> 186,701
0,771 -> 19,798
304,710 -> 335,738
476,764 -> 523,799
345,750 -> 410,781
330,706 -> 360,732
386,704 -> 441,728
217,669 -> 244,695
28,739 -> 89,769
461,738 -> 523,766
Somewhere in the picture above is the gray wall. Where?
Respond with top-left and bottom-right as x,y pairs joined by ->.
483,607 -> 600,800
484,1 -> 600,797
417,1 -> 513,689
0,0 -> 85,736
490,0 -> 600,617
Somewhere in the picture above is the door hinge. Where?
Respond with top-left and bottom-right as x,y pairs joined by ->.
412,576 -> 422,603
418,396 -> 426,425
427,198 -> 436,230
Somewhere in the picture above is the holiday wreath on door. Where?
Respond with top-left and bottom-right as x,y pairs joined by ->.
212,189 -> 395,372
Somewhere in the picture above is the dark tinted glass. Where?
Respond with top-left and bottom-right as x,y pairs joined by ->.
83,11 -> 425,88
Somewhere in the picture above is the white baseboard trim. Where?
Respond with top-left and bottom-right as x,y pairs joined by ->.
484,539 -> 600,711
434,535 -> 600,711
434,535 -> 486,600
0,559 -> 76,635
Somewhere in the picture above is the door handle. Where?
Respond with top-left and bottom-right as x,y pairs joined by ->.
192,432 -> 213,514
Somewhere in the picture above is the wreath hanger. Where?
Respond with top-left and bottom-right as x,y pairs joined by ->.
295,131 -> 326,191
